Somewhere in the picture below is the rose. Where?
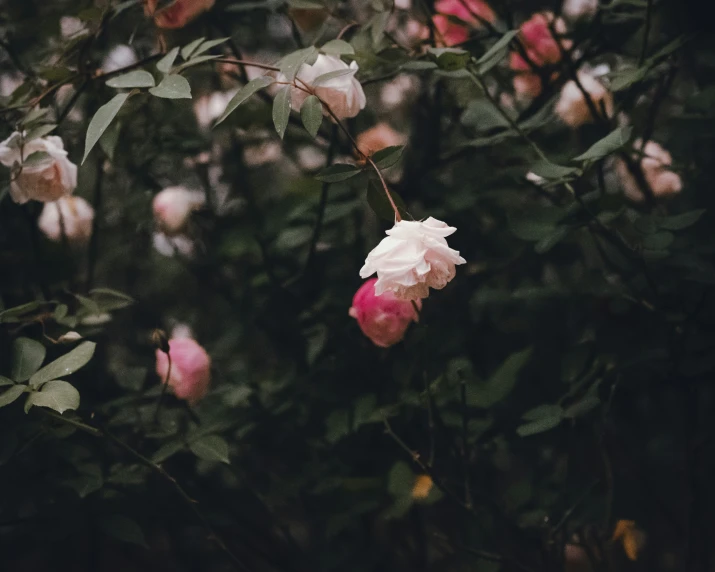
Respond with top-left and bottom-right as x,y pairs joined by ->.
360,217 -> 466,300
356,123 -> 406,158
144,0 -> 215,29
38,197 -> 95,245
562,0 -> 599,21
155,337 -> 211,405
0,133 -> 77,204
349,279 -> 420,347
152,186 -> 205,235
433,0 -> 496,47
555,71 -> 613,127
616,140 -> 683,202
293,55 -> 367,120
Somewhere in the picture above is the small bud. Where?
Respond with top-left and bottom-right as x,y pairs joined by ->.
57,331 -> 82,344
152,329 -> 170,354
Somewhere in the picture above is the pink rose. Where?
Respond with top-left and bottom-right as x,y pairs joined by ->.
155,338 -> 211,405
433,0 -> 496,47
349,279 -> 420,347
144,0 -> 215,29
616,140 -> 683,202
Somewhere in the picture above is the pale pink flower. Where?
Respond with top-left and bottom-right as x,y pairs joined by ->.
555,71 -> 613,127
562,0 -> 598,21
433,0 -> 496,46
349,279 -> 420,347
144,0 -> 215,29
152,186 -> 205,236
155,338 -> 211,405
356,123 -> 406,158
38,196 -> 94,245
617,140 -> 683,202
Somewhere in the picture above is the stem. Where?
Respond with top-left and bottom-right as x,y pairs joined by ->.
367,157 -> 402,221
153,353 -> 172,425
305,124 -> 337,270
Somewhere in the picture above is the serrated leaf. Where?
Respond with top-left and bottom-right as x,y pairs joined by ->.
100,515 -> 147,548
277,46 -> 318,82
300,95 -> 323,138
215,76 -> 274,125
0,386 -> 25,408
372,145 -> 404,169
149,75 -> 191,99
83,93 -> 129,164
156,47 -> 180,73
151,440 -> 186,463
25,380 -> 80,414
315,163 -> 362,182
105,70 -> 155,89
189,435 -> 230,464
366,180 -> 408,222
181,37 -> 205,60
29,341 -> 96,388
321,39 -> 355,56
573,126 -> 633,162
12,338 -> 46,382
272,85 -> 292,139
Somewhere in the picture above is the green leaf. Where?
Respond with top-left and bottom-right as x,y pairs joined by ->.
476,30 -> 519,74
313,68 -> 355,85
0,376 -> 14,387
516,414 -> 562,437
321,39 -> 355,56
0,385 -> 25,408
287,0 -> 324,7
659,209 -> 706,231
105,70 -> 155,89
149,75 -> 191,99
180,37 -> 205,60
372,145 -> 405,169
534,226 -> 570,254
156,47 -> 180,73
83,93 -> 129,164
215,76 -> 274,125
277,46 -> 318,82
530,160 -> 580,180
573,126 -> 633,162
468,348 -> 532,408
0,301 -> 42,323
24,380 -> 80,414
428,47 -> 470,71
387,461 -> 414,497
522,403 -> 563,421
315,163 -> 362,182
23,151 -> 51,168
29,341 -> 96,388
151,440 -> 186,463
642,231 -> 674,251
509,207 -> 564,241
564,396 -> 600,418
325,409 -> 350,443
189,435 -> 230,464
100,515 -> 147,548
12,338 -> 46,382
272,85 -> 292,139
300,95 -> 323,138
400,61 -> 438,71
25,123 -> 57,141
366,180 -> 408,222
191,37 -> 229,58
173,54 -> 220,72
370,11 -> 391,45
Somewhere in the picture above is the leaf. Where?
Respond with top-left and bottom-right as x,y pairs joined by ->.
173,54 -> 220,72
534,226 -> 571,254
215,76 -> 274,125
83,93 -> 129,163
191,37 -> 229,58
0,376 -> 14,387
400,61 -> 438,71
149,75 -> 191,99
156,47 -> 180,73
321,39 -> 355,56
24,380 -> 80,414
659,209 -> 706,231
180,37 -> 205,60
476,30 -> 519,64
573,126 -> 633,162
372,145 -> 405,169
388,461 -> 414,497
366,180 -> 408,222
370,11 -> 391,45
564,395 -> 600,418
313,68 -> 355,85
315,163 -> 362,182
25,123 -> 57,141
0,301 -> 42,322
23,151 -> 51,168
29,341 -> 96,388
325,409 -> 350,443
189,435 -> 230,464
272,85 -> 292,139
300,95 -> 323,138
468,348 -> 533,408
522,404 -> 563,421
428,47 -> 470,71
105,70 -> 155,89
642,231 -> 674,250
151,440 -> 186,463
277,46 -> 318,82
509,207 -> 564,241
530,160 -> 580,180
100,515 -> 147,548
516,414 -> 562,437
0,385 -> 25,408
12,338 -> 46,382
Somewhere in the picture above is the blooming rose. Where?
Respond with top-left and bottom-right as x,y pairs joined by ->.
293,55 -> 366,120
144,0 -> 215,29
349,279 -> 420,347
38,196 -> 95,245
616,140 -> 683,202
155,337 -> 211,405
360,217 -> 466,300
555,71 -> 613,127
356,123 -> 406,158
0,133 -> 77,204
433,0 -> 496,46
152,186 -> 205,235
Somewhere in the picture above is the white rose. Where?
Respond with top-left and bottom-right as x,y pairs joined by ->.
38,196 -> 95,244
555,71 -> 613,128
562,0 -> 598,20
194,90 -> 236,129
152,186 -> 205,235
294,54 -> 367,120
616,139 -> 683,202
0,133 -> 78,204
360,217 -> 466,300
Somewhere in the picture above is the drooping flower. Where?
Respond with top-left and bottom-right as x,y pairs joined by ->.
0,133 -> 77,205
360,217 -> 466,300
38,196 -> 95,245
616,140 -> 683,202
356,123 -> 406,158
144,0 -> 215,29
433,0 -> 496,46
349,279 -> 420,347
152,186 -> 205,236
555,71 -> 613,127
155,337 -> 211,405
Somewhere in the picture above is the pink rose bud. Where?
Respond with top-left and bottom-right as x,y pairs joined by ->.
152,186 -> 205,236
433,0 -> 496,47
155,337 -> 211,405
555,71 -> 613,128
349,279 -> 421,347
356,123 -> 406,159
37,196 -> 95,245
144,0 -> 216,29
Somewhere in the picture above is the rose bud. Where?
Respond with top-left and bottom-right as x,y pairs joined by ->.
555,71 -> 613,128
433,0 -> 496,47
349,278 -> 420,348
37,196 -> 95,245
152,186 -> 205,236
0,132 -> 78,204
616,140 -> 683,202
144,0 -> 216,29
155,337 -> 211,405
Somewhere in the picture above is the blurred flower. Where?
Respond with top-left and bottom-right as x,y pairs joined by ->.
356,123 -> 406,158
296,145 -> 326,171
411,474 -> 434,499
380,74 -> 420,110
153,232 -> 195,257
60,16 -> 86,38
563,0 -> 599,21
101,45 -> 137,74
526,171 -> 546,186
293,55 -> 366,120
152,186 -> 205,235
349,278 -> 420,347
395,0 -> 412,8
0,133 -> 77,204
194,90 -> 236,129
556,71 -> 613,127
564,543 -> 592,572
38,196 -> 95,245
155,337 -> 211,405
360,217 -> 466,300
612,519 -> 645,561
616,140 -> 682,202
144,0 -> 215,29
433,0 -> 496,46
243,140 -> 282,167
